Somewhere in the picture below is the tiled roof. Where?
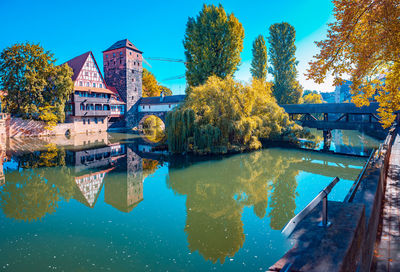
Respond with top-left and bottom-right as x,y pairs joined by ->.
74,86 -> 115,95
103,39 -> 142,53
107,86 -> 125,103
64,52 -> 91,81
140,95 -> 186,105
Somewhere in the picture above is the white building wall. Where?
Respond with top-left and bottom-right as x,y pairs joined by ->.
138,103 -> 180,112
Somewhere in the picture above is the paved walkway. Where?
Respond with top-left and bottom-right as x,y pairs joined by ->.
373,133 -> 400,271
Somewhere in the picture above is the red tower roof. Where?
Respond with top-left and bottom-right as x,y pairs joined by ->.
103,39 -> 143,53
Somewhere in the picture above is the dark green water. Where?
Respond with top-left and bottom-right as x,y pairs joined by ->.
0,132 -> 379,271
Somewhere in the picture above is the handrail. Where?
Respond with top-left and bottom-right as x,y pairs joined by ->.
282,177 -> 340,237
344,149 -> 375,203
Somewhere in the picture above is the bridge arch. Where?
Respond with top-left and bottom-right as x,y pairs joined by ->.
138,114 -> 166,144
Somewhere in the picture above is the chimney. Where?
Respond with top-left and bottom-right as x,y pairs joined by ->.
160,90 -> 165,102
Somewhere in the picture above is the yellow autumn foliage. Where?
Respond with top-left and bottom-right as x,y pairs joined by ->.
307,0 -> 400,128
167,76 -> 303,154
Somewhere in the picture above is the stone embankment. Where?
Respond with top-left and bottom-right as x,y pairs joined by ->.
268,124 -> 397,272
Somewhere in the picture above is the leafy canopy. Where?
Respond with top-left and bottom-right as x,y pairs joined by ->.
142,68 -> 172,97
250,35 -> 268,80
268,22 -> 302,104
183,4 -> 244,88
0,42 -> 73,126
303,92 -> 323,104
166,76 -> 302,154
307,0 -> 400,128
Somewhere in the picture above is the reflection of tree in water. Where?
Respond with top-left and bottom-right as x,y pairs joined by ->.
142,158 -> 160,178
0,144 -> 74,221
268,168 -> 299,230
167,149 -> 300,263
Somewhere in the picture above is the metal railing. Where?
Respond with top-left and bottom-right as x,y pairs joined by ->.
282,177 -> 340,237
344,149 -> 375,203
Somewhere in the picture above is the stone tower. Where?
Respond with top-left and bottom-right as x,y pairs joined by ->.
103,39 -> 143,128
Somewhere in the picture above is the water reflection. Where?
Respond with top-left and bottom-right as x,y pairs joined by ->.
0,132 -> 373,268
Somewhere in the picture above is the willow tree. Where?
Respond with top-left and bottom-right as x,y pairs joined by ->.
142,68 -> 172,97
268,22 -> 302,104
183,4 -> 244,88
166,76 -> 302,154
0,42 -> 73,124
307,0 -> 400,127
250,35 -> 268,80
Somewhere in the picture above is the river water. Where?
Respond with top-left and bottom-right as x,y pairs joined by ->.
0,130 -> 380,271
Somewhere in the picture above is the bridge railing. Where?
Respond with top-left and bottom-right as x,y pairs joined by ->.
281,176 -> 340,236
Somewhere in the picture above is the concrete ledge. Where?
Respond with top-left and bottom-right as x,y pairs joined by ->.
268,201 -> 365,272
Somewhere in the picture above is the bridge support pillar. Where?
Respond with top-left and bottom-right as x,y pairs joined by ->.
323,129 -> 332,151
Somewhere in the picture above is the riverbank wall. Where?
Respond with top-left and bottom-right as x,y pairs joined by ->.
3,116 -> 108,138
268,124 -> 397,272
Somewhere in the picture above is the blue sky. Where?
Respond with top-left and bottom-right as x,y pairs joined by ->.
0,0 -> 335,94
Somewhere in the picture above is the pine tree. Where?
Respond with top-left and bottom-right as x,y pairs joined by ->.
183,4 -> 244,89
250,35 -> 268,80
268,22 -> 302,104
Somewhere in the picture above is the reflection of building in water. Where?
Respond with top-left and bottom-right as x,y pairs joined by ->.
74,169 -> 111,207
104,147 -> 144,212
0,150 -> 5,186
66,144 -> 126,172
66,143 -> 127,208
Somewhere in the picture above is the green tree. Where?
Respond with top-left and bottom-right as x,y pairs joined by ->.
250,35 -> 268,80
0,42 -> 73,125
142,68 -> 172,97
183,4 -> 244,88
166,76 -> 303,154
268,23 -> 302,104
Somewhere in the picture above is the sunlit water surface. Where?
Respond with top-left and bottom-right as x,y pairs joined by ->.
0,131 -> 380,271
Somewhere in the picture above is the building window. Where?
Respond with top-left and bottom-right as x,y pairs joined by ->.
137,54 -> 139,57
94,118 -> 98,124
101,119 -> 104,124
132,96 -> 134,100
86,104 -> 90,110
142,105 -> 145,109
169,104 -> 171,108
120,52 -> 123,55
93,83 -> 96,87
83,119 -> 86,124
103,105 -> 110,110
80,104 -> 85,110
85,72 -> 88,76
79,81 -> 83,86
88,119 -> 90,124
106,54 -> 108,59
99,83 -> 103,88
148,105 -> 151,109
113,53 -> 115,57
86,63 -> 89,67
130,52 -> 132,55
86,82 -> 89,87
95,104 -> 102,111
